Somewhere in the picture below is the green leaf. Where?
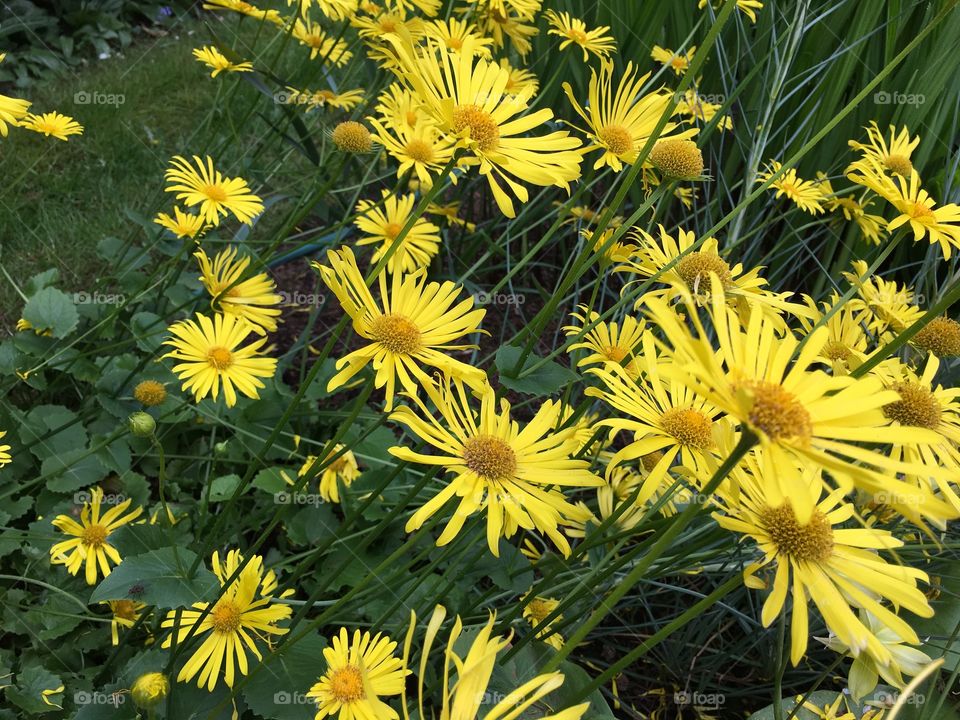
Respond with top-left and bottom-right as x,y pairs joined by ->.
89,548 -> 218,609
242,632 -> 327,720
209,473 -> 243,502
495,345 -> 578,395
19,405 -> 87,460
6,663 -> 63,714
253,467 -> 290,494
130,311 -> 166,353
21,287 -> 79,338
41,448 -> 106,493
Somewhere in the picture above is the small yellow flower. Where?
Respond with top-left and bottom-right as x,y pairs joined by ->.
133,380 -> 168,406
544,10 -> 616,61
298,444 -> 360,503
154,205 -> 207,239
192,46 -> 253,77
522,595 -> 564,650
164,155 -> 264,226
195,246 -> 282,335
757,160 -> 826,214
130,672 -> 169,707
651,45 -> 696,75
50,487 -> 143,585
20,111 -> 83,141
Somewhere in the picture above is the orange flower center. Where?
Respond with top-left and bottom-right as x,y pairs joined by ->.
736,379 -> 812,443
452,104 -> 500,152
82,523 -> 109,548
404,138 -> 434,163
761,502 -> 834,561
203,184 -> 228,203
883,153 -> 913,176
211,600 -> 242,634
659,408 -> 714,450
463,434 -> 517,480
112,600 -> 139,620
370,314 -> 422,355
207,346 -> 234,370
598,124 -> 633,155
884,382 -> 941,430
329,665 -> 365,703
909,201 -> 935,222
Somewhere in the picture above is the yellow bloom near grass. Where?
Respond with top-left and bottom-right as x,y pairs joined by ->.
192,45 -> 254,77
164,155 -> 264,226
646,283 -> 956,526
385,35 -> 583,217
298,443 -> 360,503
313,247 -> 487,409
20,111 -> 84,141
50,487 -> 143,585
711,456 -> 933,666
307,628 -> 408,720
162,312 -> 277,407
563,60 -> 695,172
544,10 -> 616,61
389,375 -> 602,556
195,246 -> 282,334
354,191 -> 442,273
161,550 -> 292,691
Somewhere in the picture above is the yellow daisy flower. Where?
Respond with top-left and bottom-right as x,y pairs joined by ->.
675,88 -> 733,131
383,0 -> 439,16
842,260 -> 923,337
876,355 -> 960,512
307,628 -> 408,720
0,430 -> 10,466
498,57 -> 539,96
522,595 -> 564,650
647,284 -> 955,526
403,607 -> 589,720
164,155 -> 264,226
161,550 -> 292,691
544,10 -> 616,61
475,0 -> 541,20
385,35 -> 582,217
292,0 -> 359,21
107,599 -> 146,646
651,45 -> 696,75
614,225 -> 810,320
0,79 -> 30,136
423,17 -> 493,56
298,444 -> 360,503
797,295 -> 871,375
354,191 -> 443,273
848,161 -> 960,260
203,0 -> 283,23
285,86 -> 364,112
388,375 -> 602,556
712,457 -> 932,666
192,46 -> 253,77
476,5 -> 538,56
847,121 -> 919,177
586,333 -> 723,506
352,9 -> 424,43
154,206 -> 207,239
563,60 -> 695,172
367,117 -> 456,189
195,246 -> 282,335
50,487 -> 143,585
563,306 -> 646,378
20,111 -> 83,141
162,312 -> 277,407
816,173 -> 886,245
313,247 -> 487,409
293,18 -> 353,64
757,160 -> 826,214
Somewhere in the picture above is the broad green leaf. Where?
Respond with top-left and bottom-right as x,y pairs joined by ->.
242,632 -> 327,720
21,287 -> 78,338
90,547 -> 218,608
